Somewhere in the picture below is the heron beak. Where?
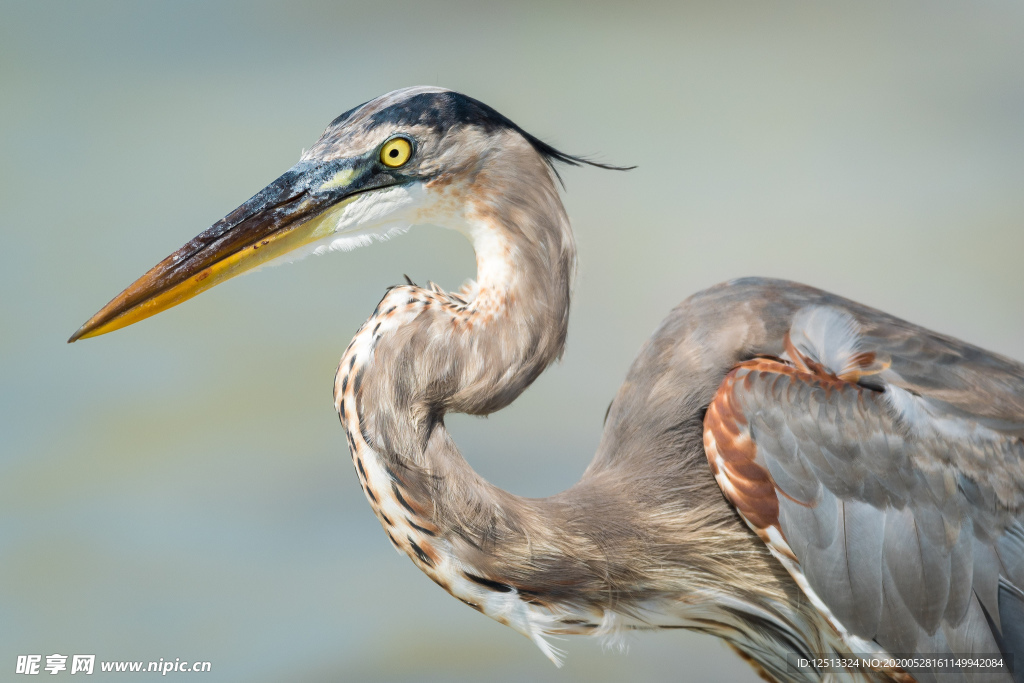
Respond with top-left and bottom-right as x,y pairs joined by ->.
68,158 -> 386,342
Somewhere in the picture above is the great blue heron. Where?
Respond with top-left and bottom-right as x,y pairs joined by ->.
69,87 -> 1023,682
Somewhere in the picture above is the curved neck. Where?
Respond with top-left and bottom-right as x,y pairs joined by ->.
332,139 -> 599,654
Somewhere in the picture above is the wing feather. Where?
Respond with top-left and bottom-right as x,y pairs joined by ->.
843,498 -> 886,634
703,301 -> 1024,680
997,580 -> 1024,676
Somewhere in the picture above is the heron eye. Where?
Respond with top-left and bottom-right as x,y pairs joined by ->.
380,137 -> 413,168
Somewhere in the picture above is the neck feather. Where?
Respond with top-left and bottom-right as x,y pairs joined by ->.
332,139 -> 833,669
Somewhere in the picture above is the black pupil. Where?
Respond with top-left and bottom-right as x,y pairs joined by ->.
389,148 -> 399,158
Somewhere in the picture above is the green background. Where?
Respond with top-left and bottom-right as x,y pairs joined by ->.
3,1 -> 1023,681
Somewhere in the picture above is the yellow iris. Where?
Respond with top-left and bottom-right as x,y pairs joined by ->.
380,137 -> 413,168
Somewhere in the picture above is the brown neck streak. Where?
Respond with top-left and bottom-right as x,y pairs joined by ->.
333,134 -> 609,654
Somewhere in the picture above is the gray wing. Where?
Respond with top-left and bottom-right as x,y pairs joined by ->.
703,301 -> 1024,683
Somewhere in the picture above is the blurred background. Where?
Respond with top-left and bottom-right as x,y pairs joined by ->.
2,1 -> 1023,681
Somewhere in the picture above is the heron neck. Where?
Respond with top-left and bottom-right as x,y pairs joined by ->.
342,166 -> 576,441
335,147 -> 577,478
332,161 -> 831,666
332,157 -> 604,645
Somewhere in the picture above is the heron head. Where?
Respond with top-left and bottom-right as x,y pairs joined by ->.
68,86 -> 626,342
